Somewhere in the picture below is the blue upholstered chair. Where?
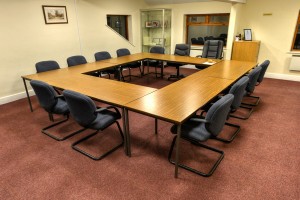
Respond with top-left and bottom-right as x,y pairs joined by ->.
168,94 -> 234,177
35,60 -> 60,73
67,55 -> 87,67
94,51 -> 117,79
242,66 -> 262,106
167,44 -> 190,80
116,48 -> 142,81
227,76 -> 254,121
63,90 -> 124,160
143,46 -> 165,78
256,60 -> 270,85
30,80 -> 84,141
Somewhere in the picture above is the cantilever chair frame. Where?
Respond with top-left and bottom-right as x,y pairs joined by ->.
143,46 -> 165,78
168,94 -> 234,177
30,80 -> 84,141
116,48 -> 143,82
63,89 -> 124,160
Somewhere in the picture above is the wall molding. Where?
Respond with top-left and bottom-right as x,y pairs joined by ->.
0,90 -> 34,105
265,73 -> 300,82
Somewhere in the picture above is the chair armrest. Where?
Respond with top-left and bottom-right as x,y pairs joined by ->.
95,107 -> 108,113
189,117 -> 209,124
95,106 -> 121,118
55,95 -> 65,100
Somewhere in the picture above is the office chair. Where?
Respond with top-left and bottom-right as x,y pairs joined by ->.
63,90 -> 124,160
256,60 -> 270,85
35,60 -> 60,73
226,76 -> 254,121
35,60 -> 61,102
94,51 -> 117,79
30,80 -> 84,141
198,76 -> 250,140
168,94 -> 234,177
67,55 -> 87,67
143,46 -> 165,78
167,44 -> 190,80
116,48 -> 142,81
195,40 -> 223,70
242,66 -> 262,106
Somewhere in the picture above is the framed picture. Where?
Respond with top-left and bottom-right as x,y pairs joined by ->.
42,5 -> 68,24
152,20 -> 160,27
244,29 -> 252,41
145,21 -> 153,27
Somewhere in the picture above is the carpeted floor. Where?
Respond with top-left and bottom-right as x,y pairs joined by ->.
0,67 -> 299,200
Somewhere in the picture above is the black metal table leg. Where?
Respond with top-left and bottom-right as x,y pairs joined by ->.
175,124 -> 181,178
22,78 -> 33,112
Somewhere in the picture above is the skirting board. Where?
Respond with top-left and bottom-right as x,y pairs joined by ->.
265,73 -> 300,82
1,72 -> 300,105
0,90 -> 34,105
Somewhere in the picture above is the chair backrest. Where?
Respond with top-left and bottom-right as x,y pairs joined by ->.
205,94 -> 234,136
116,48 -> 131,57
35,61 -> 60,73
63,90 -> 97,127
246,66 -> 262,93
229,76 -> 249,110
174,44 -> 190,56
257,60 -> 270,84
150,46 -> 165,54
30,80 -> 58,113
67,55 -> 87,67
202,40 -> 223,59
94,51 -> 112,61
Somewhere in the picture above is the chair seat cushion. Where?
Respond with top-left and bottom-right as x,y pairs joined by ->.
170,119 -> 211,142
89,110 -> 120,130
52,98 -> 69,115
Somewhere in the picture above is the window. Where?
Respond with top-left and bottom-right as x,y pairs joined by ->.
107,15 -> 129,40
186,13 -> 230,46
291,11 -> 300,50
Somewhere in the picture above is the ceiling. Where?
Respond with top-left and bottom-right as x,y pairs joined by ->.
144,0 -> 246,5
144,0 -> 211,4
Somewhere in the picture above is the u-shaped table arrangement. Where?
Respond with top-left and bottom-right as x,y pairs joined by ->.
22,52 -> 257,178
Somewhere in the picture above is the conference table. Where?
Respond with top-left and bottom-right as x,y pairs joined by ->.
22,53 -> 257,178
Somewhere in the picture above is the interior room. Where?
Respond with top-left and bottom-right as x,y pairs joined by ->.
0,0 -> 299,199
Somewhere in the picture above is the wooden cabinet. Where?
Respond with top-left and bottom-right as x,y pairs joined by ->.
231,40 -> 260,62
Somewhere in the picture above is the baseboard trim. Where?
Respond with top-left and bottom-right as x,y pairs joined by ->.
0,90 -> 34,105
265,73 -> 300,82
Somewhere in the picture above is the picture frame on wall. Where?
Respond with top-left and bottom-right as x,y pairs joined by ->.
244,29 -> 252,41
151,20 -> 160,27
42,5 -> 68,24
145,21 -> 153,27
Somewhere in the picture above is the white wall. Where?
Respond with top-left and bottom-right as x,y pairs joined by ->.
0,0 -> 147,104
236,0 -> 300,79
0,0 -> 80,99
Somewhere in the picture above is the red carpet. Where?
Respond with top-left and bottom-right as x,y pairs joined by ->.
0,67 -> 299,199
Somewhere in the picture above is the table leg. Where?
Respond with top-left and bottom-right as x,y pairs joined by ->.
175,124 -> 181,178
155,118 -> 158,134
22,78 -> 33,112
123,108 -> 131,157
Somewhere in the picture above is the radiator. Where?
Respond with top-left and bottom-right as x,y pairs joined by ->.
289,55 -> 300,71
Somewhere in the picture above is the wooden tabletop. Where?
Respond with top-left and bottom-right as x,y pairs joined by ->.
125,76 -> 233,123
203,60 -> 257,80
22,53 -> 256,111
